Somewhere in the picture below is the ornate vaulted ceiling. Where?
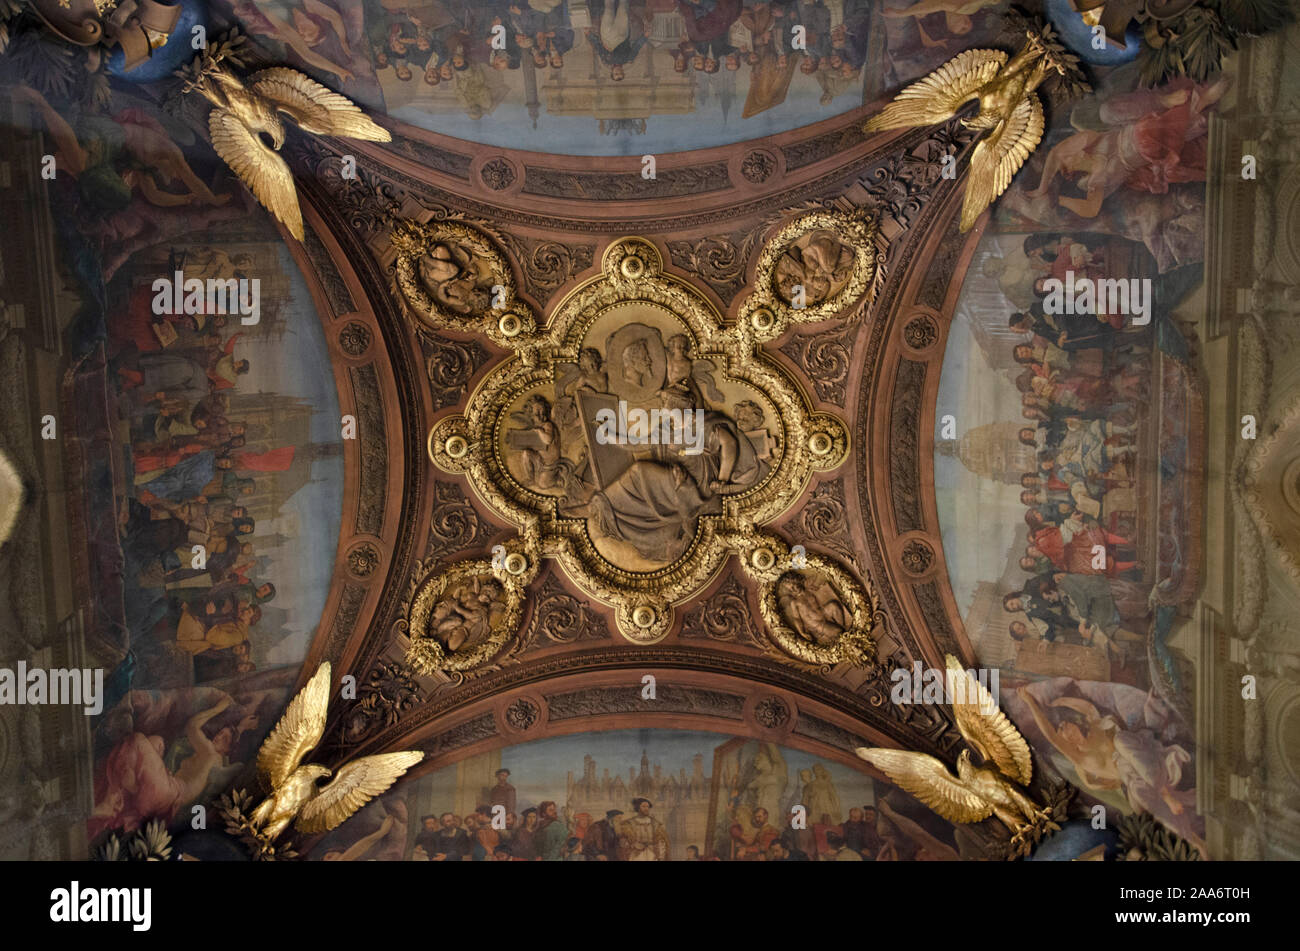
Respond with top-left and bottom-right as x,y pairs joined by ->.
4,0 -> 1299,869
292,109 -> 986,787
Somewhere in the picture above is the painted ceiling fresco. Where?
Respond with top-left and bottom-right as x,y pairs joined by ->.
0,0 -> 1297,895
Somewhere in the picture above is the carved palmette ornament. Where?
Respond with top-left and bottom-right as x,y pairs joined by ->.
391,218 -> 535,346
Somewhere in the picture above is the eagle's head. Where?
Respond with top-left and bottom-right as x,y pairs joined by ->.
304,764 -> 332,784
255,111 -> 286,151
267,116 -> 286,151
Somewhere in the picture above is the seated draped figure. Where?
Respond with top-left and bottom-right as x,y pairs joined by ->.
503,313 -> 775,571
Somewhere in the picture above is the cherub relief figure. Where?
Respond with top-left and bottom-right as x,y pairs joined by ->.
430,577 -> 506,653
564,348 -> 609,397
733,400 -> 772,459
776,571 -> 849,646
552,348 -> 611,451
774,230 -> 854,305
417,242 -> 493,315
508,394 -> 581,494
661,334 -> 725,408
664,333 -> 705,407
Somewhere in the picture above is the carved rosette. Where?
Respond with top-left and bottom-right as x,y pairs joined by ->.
740,149 -> 777,184
345,541 -> 382,578
425,237 -> 852,645
899,538 -> 936,577
502,697 -> 540,732
738,208 -> 879,342
479,157 -> 517,191
391,217 -> 535,346
752,695 -> 791,729
902,314 -> 940,353
338,322 -> 372,357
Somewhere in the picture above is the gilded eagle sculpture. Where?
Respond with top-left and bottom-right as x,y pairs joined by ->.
180,38 -> 390,241
856,655 -> 1059,855
864,24 -> 1087,232
248,662 -> 422,842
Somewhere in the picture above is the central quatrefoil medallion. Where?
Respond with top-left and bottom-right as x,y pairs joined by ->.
401,215 -> 881,673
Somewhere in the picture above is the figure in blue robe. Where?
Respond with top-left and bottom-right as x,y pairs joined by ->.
139,449 -> 216,502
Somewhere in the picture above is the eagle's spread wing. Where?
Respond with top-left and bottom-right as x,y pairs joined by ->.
208,108 -> 304,241
863,48 -> 1007,132
945,654 -> 1033,785
295,751 -> 424,834
855,747 -> 994,824
959,93 -> 1044,232
251,67 -> 391,142
257,662 -> 332,788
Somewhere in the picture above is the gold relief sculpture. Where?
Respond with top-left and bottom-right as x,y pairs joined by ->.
856,656 -> 1061,858
391,218 -> 535,344
223,663 -> 423,858
736,533 -> 877,669
179,35 -> 391,241
864,24 -> 1088,232
738,208 -> 879,341
418,234 -> 875,659
398,553 -> 533,678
